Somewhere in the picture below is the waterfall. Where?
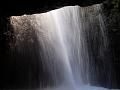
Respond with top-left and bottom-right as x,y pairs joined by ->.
10,4 -> 112,90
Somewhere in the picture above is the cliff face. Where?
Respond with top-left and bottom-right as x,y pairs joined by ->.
103,0 -> 120,88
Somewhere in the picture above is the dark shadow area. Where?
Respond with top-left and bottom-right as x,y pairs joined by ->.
0,16 -> 55,89
0,0 -> 105,16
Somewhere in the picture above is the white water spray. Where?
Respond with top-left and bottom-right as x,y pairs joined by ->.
10,4 -> 111,90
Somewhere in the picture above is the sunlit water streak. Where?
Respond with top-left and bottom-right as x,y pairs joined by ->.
10,4 -> 115,90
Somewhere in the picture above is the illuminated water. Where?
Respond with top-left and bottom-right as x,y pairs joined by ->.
10,4 -> 114,90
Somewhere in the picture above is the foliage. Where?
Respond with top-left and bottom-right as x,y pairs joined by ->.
110,0 -> 120,15
111,0 -> 120,10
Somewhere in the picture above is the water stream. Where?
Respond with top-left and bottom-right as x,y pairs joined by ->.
10,4 -> 113,90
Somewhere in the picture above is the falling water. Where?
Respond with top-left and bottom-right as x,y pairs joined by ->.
10,4 -> 112,90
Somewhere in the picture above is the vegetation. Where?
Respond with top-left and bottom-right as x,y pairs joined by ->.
111,0 -> 120,11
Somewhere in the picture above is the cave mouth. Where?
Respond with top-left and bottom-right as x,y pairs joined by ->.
0,0 -> 105,16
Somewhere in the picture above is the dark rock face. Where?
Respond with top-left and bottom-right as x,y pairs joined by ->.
103,0 -> 120,88
0,0 -> 105,16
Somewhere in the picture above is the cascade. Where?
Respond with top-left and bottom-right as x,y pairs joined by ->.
10,4 -> 112,90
